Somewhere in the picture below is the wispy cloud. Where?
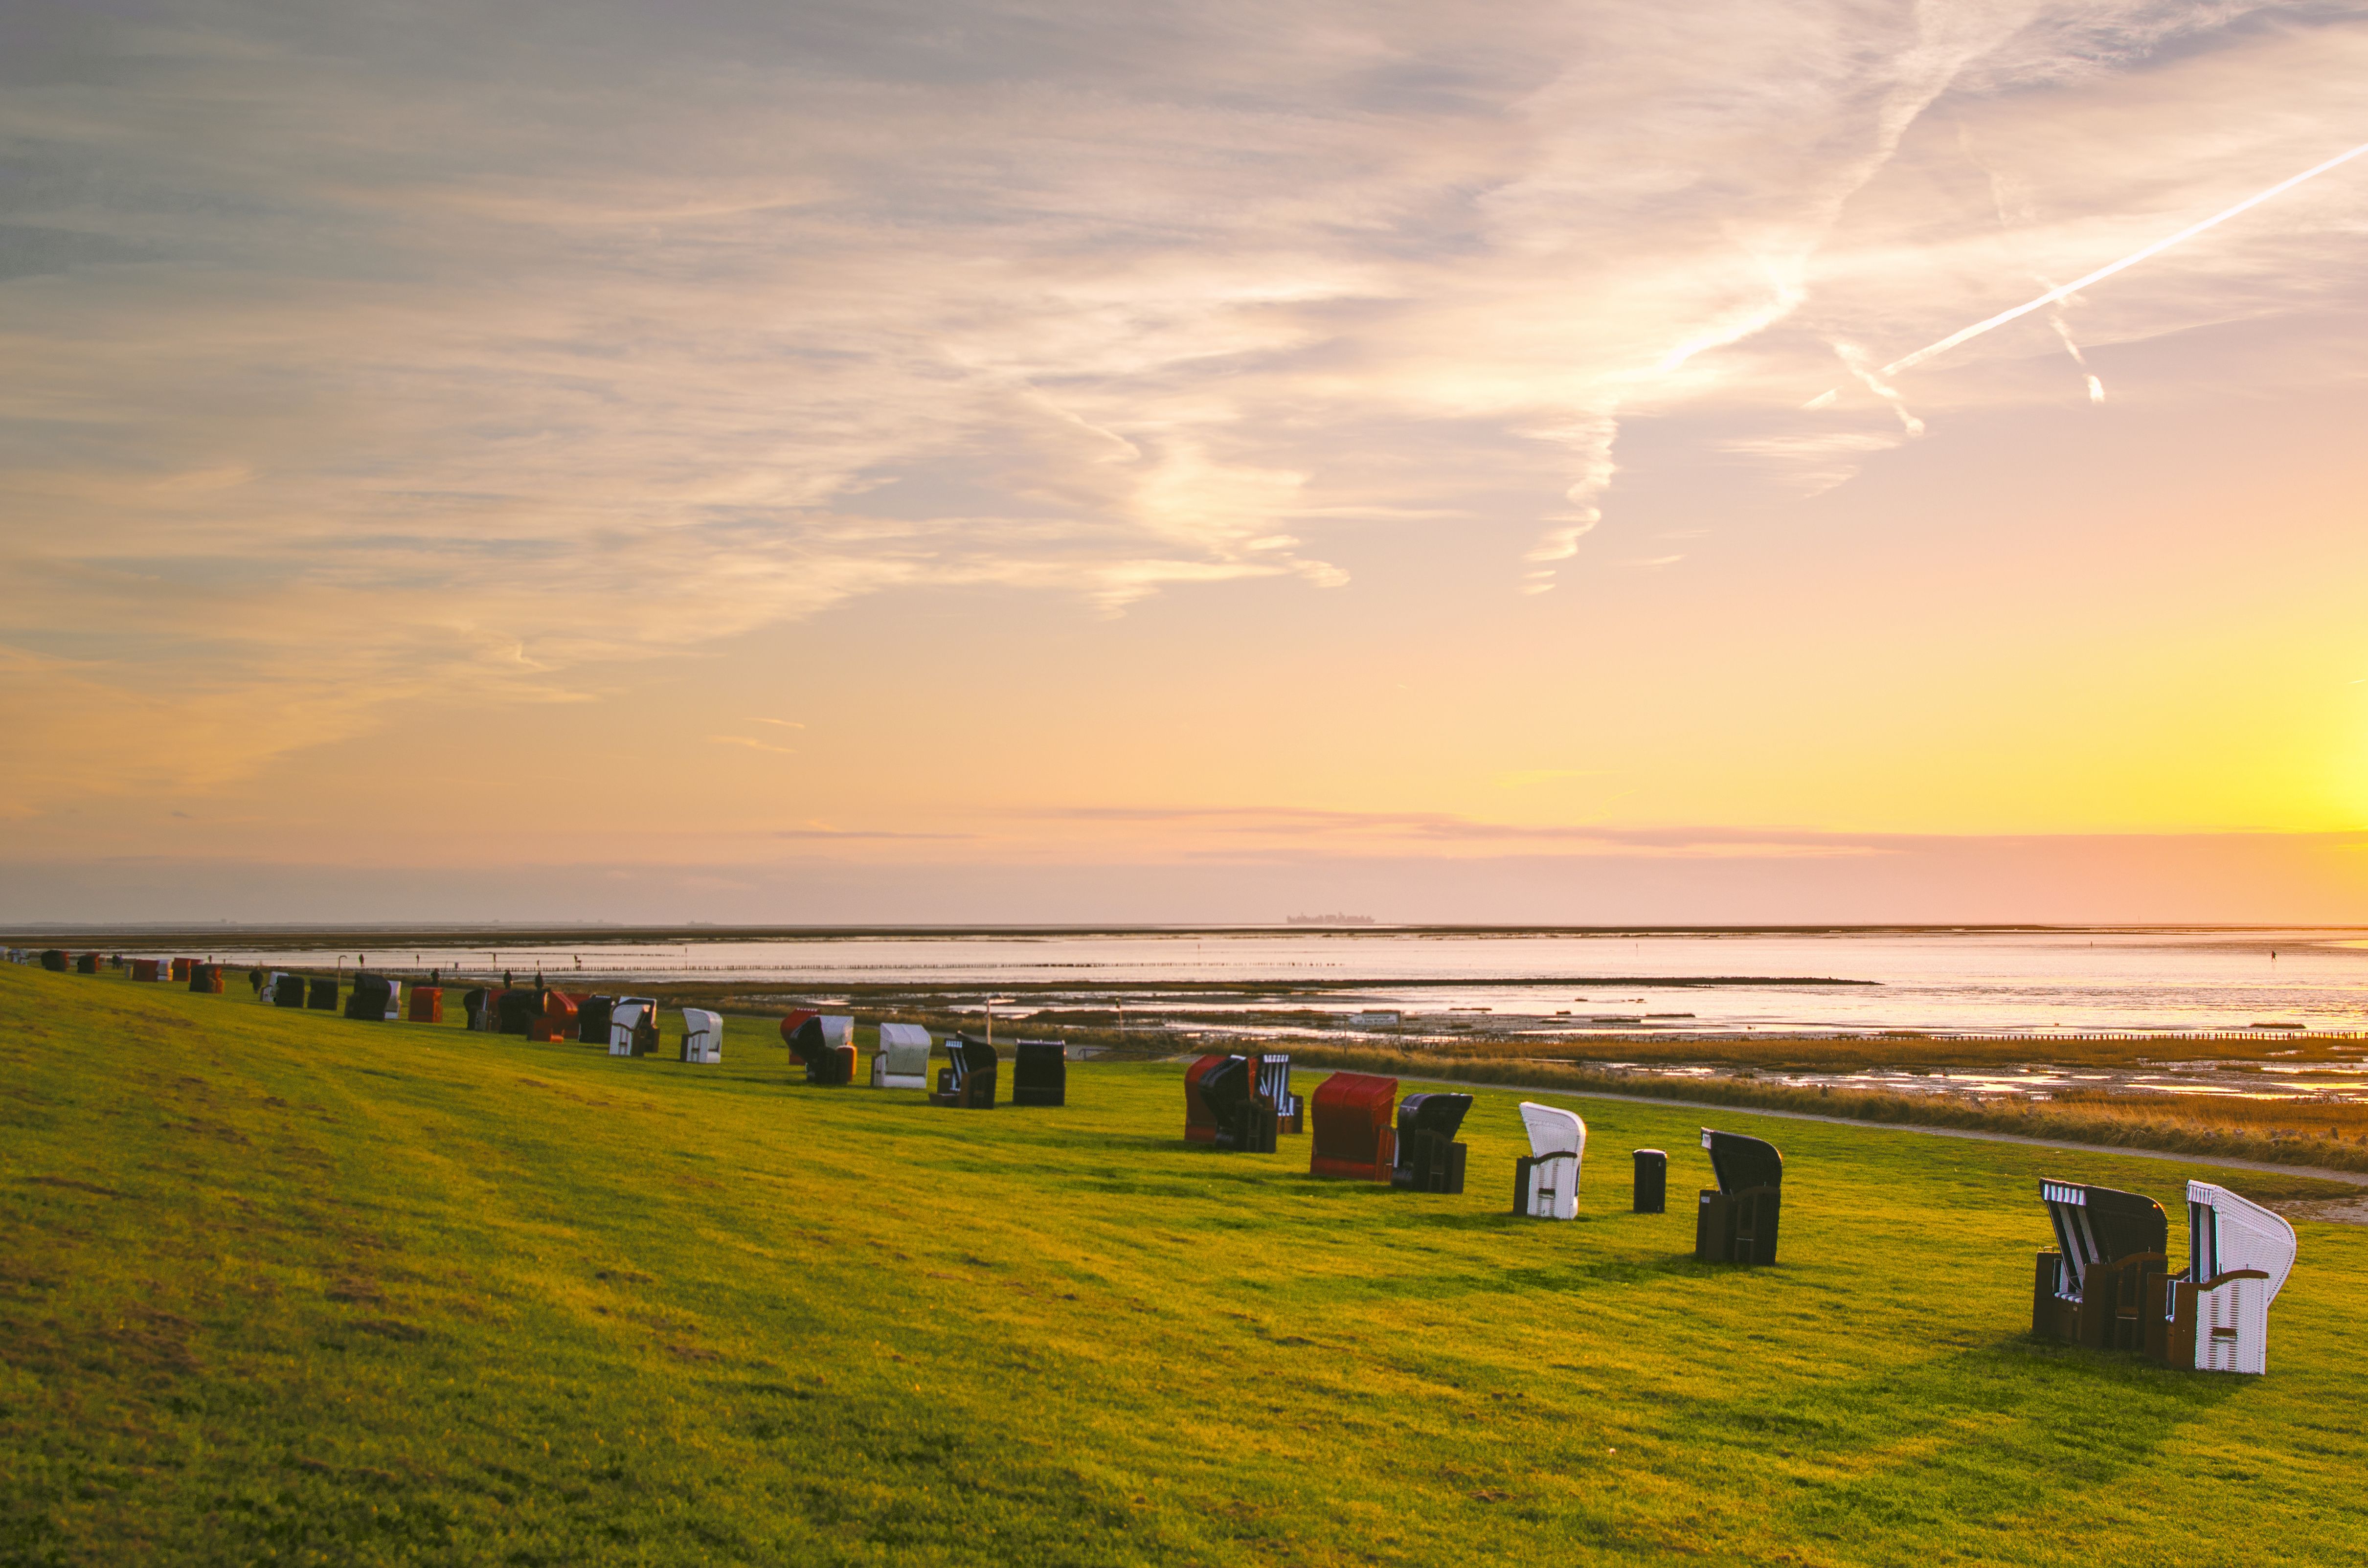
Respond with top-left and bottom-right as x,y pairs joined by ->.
2,0 -> 2362,817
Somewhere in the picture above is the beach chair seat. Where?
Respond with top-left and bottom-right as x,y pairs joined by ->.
74,952 -> 99,975
270,973 -> 305,1007
1011,1040 -> 1066,1107
1309,1072 -> 1398,1181
344,973 -> 399,1021
1696,1128 -> 1783,1265
608,998 -> 660,1056
784,1014 -> 856,1084
408,986 -> 445,1024
1514,1102 -> 1585,1219
40,950 -> 69,973
2032,1178 -> 2165,1348
306,977 -> 338,1010
254,970 -> 287,1003
930,1035 -> 997,1108
188,963 -> 226,994
680,1008 -> 724,1064
132,959 -> 165,982
872,1023 -> 933,1088
2149,1181 -> 2297,1375
1393,1093 -> 1471,1194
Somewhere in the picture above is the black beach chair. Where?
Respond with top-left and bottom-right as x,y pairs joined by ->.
2032,1179 -> 2166,1351
1196,1055 -> 1278,1152
1694,1128 -> 1783,1265
306,977 -> 339,1010
578,995 -> 616,1050
930,1035 -> 997,1108
496,988 -> 540,1036
272,973 -> 306,1008
1011,1040 -> 1067,1107
344,973 -> 396,1022
1391,1093 -> 1471,1193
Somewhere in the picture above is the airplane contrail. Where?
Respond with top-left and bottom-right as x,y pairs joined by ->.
1805,138 -> 2368,406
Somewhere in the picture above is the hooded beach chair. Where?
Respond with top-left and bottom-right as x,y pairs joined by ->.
188,963 -> 226,994
1194,1055 -> 1278,1151
271,973 -> 306,1008
343,973 -> 399,1021
132,959 -> 165,983
74,952 -> 99,975
306,977 -> 339,1010
784,1014 -> 856,1084
2031,1179 -> 2165,1349
578,995 -> 615,1047
680,1008 -> 724,1064
529,989 -> 579,1042
1309,1072 -> 1398,1181
1012,1040 -> 1067,1107
496,988 -> 541,1036
2150,1182 -> 2297,1375
1184,1053 -> 1228,1142
1392,1093 -> 1472,1194
930,1035 -> 997,1108
608,998 -> 660,1056
872,1023 -> 933,1088
1514,1102 -> 1585,1219
408,986 -> 445,1025
40,950 -> 69,973
255,970 -> 288,1003
1255,1054 -> 1304,1134
1696,1128 -> 1784,1265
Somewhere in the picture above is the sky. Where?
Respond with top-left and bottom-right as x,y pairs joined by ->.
5,0 -> 2368,925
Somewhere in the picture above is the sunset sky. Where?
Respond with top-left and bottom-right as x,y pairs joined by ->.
5,0 -> 2368,924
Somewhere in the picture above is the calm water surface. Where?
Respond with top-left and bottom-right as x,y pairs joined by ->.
157,928 -> 2368,1038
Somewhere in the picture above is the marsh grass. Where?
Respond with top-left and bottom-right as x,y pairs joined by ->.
4,965 -> 2366,1565
1282,1045 -> 2368,1179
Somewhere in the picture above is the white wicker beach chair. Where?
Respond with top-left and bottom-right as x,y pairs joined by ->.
609,998 -> 658,1057
1515,1102 -> 1585,1219
680,1008 -> 724,1064
2178,1182 -> 2297,1375
872,1023 -> 933,1088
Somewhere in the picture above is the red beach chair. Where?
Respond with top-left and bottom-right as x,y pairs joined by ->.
1309,1072 -> 1398,1182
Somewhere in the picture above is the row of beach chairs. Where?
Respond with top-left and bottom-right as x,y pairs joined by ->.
24,954 -> 2299,1372
1185,1056 -> 1785,1260
2031,1176 -> 2297,1374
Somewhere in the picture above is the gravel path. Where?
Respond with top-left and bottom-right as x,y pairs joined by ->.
1392,1073 -> 2368,1189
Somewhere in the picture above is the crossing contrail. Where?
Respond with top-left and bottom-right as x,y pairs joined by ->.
1805,138 -> 2368,407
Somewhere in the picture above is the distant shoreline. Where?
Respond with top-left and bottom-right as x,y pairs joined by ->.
7,920 -> 2363,946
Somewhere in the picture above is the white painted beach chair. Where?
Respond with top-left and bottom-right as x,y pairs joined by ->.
1515,1102 -> 1585,1220
872,1023 -> 933,1088
256,970 -> 288,1003
680,1008 -> 723,1064
609,998 -> 658,1056
2177,1181 -> 2297,1375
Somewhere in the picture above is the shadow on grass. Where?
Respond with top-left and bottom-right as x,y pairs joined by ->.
1654,1332 -> 2248,1561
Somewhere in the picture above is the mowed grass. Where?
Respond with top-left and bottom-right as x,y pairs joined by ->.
2,969 -> 2365,1567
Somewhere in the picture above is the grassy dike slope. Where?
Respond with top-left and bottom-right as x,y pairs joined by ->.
2,965 -> 2365,1567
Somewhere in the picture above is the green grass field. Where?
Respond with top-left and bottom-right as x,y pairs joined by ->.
3,964 -> 2364,1567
